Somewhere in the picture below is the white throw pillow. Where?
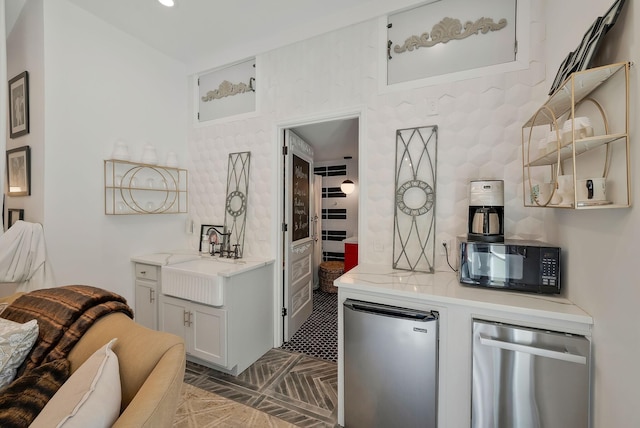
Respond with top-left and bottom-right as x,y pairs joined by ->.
0,317 -> 39,390
30,338 -> 121,428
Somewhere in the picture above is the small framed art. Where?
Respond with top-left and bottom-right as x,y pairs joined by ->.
6,146 -> 31,196
8,209 -> 24,228
8,71 -> 29,139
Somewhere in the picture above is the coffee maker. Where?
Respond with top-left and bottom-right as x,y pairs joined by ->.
467,180 -> 504,242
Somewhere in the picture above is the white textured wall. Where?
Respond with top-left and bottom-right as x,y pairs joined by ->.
41,0 -> 189,301
189,2 -> 546,269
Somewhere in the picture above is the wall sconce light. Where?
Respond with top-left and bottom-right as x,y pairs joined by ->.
341,179 -> 355,195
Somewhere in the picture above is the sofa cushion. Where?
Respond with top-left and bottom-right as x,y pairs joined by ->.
0,358 -> 70,428
30,338 -> 121,428
0,318 -> 38,390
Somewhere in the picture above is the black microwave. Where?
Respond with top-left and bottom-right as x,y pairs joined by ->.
459,239 -> 561,294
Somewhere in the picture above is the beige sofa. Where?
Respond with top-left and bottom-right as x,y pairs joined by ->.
0,292 -> 186,428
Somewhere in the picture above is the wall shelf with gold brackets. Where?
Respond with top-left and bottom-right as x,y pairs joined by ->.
522,62 -> 630,209
104,159 -> 188,215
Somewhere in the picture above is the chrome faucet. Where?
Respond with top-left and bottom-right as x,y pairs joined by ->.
205,226 -> 224,255
206,226 -> 235,258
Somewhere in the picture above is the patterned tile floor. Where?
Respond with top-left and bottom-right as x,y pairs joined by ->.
281,289 -> 338,363
182,290 -> 339,427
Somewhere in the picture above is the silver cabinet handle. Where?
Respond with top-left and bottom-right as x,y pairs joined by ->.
140,271 -> 146,275
479,334 -> 587,364
183,310 -> 189,327
150,289 -> 155,303
188,311 -> 193,327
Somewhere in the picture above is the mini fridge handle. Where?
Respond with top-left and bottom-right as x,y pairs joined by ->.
344,299 -> 437,322
479,334 -> 587,364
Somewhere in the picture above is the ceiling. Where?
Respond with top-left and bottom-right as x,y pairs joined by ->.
64,0 -> 420,72
7,0 -> 423,161
292,118 -> 359,163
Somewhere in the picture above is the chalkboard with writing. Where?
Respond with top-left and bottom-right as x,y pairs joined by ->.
292,154 -> 310,242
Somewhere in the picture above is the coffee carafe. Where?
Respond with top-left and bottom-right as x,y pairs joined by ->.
468,180 -> 504,242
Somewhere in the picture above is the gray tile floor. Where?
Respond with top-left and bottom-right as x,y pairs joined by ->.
183,290 -> 339,427
184,349 -> 337,427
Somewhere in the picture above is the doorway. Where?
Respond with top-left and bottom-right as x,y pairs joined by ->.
276,112 -> 360,361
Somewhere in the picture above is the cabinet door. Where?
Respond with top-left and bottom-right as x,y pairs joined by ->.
188,302 -> 227,367
159,296 -> 189,342
135,280 -> 157,330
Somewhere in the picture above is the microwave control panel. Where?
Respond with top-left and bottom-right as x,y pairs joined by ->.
540,250 -> 560,286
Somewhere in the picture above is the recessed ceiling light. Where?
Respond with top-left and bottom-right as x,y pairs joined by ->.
158,0 -> 175,7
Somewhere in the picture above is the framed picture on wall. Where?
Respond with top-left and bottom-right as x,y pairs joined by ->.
8,209 -> 24,228
8,71 -> 29,139
6,146 -> 31,196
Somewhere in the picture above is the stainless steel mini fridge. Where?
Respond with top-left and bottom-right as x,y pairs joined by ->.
344,299 -> 439,428
472,319 -> 591,428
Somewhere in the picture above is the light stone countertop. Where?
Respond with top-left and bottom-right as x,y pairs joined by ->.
335,264 -> 593,325
162,256 -> 275,278
131,250 -> 201,266
132,251 -> 274,278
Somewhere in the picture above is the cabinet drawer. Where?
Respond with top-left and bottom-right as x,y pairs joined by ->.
135,263 -> 158,281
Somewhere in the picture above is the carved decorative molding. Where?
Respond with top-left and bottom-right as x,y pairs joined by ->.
393,17 -> 507,54
201,78 -> 255,102
291,242 -> 312,254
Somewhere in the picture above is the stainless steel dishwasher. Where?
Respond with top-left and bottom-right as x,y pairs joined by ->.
344,299 -> 438,428
472,319 -> 591,428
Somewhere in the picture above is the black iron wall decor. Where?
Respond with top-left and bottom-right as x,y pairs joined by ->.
223,151 -> 250,258
548,0 -> 627,95
393,125 -> 438,273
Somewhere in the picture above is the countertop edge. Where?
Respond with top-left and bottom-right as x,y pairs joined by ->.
335,267 -> 593,326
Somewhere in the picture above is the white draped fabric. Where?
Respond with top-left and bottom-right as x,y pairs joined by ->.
0,220 -> 52,291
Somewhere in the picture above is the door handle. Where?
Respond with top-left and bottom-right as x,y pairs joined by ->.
479,334 -> 587,364
312,215 -> 319,242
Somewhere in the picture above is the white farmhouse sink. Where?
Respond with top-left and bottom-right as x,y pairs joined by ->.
161,257 -> 272,306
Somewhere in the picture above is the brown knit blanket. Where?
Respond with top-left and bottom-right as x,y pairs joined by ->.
0,285 -> 133,374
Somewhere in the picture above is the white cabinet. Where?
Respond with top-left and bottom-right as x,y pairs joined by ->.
160,295 -> 227,367
522,62 -> 630,209
104,159 -> 188,215
134,263 -> 159,330
159,259 -> 274,375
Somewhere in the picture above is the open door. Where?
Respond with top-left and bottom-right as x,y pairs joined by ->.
283,129 -> 314,341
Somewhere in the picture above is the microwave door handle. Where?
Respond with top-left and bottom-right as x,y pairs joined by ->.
478,334 -> 587,365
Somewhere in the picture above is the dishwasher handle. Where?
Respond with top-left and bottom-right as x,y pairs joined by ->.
478,334 -> 587,365
344,299 -> 437,322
